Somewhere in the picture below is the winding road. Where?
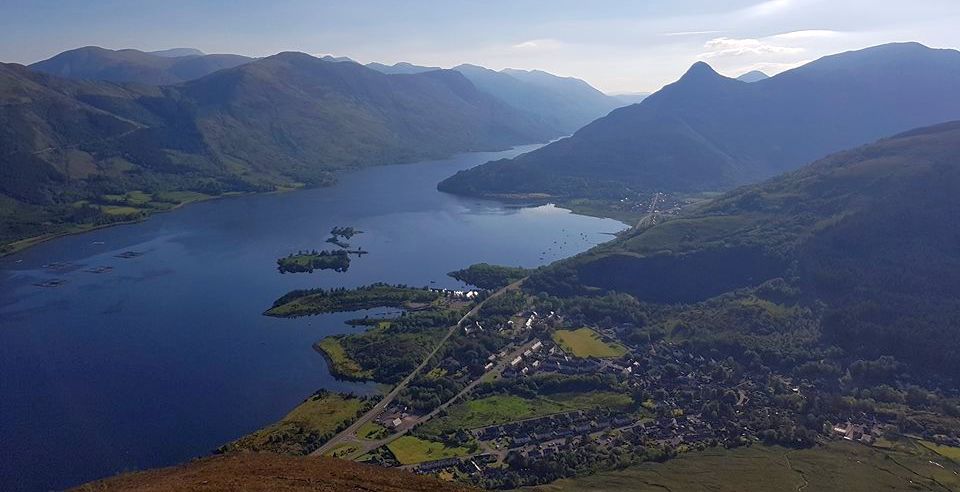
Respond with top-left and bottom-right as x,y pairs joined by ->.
312,278 -> 525,457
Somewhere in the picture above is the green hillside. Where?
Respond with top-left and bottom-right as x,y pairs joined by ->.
0,53 -> 555,251
527,121 -> 960,380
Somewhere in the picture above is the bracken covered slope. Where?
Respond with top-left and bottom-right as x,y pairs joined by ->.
73,453 -> 475,492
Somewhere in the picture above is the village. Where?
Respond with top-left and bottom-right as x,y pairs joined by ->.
301,285 -> 960,490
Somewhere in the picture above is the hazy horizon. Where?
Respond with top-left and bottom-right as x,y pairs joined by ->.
4,0 -> 960,93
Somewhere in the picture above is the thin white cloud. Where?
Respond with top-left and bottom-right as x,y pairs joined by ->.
700,37 -> 804,58
511,38 -> 564,51
772,29 -> 842,39
663,30 -> 725,37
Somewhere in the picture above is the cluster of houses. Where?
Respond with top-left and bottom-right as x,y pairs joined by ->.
412,453 -> 496,475
472,409 -> 606,444
375,404 -> 416,430
496,339 -> 547,376
439,288 -> 480,300
410,410 -> 725,481
831,420 -> 884,445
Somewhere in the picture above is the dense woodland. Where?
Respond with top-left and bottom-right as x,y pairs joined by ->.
448,263 -> 531,289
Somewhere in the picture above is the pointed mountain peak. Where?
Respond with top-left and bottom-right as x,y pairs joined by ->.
679,61 -> 723,82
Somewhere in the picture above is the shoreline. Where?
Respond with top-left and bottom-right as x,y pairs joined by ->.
312,340 -> 373,384
0,143 -> 550,260
0,188 -> 304,259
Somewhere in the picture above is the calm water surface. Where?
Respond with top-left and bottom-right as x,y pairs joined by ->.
0,145 -> 625,491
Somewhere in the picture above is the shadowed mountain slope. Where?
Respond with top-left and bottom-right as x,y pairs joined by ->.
527,121 -> 960,378
439,43 -> 960,199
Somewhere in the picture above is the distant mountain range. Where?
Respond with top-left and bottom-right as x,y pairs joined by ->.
30,46 -> 622,137
529,120 -> 960,379
30,46 -> 254,85
0,52 -> 556,248
149,48 -> 207,58
735,70 -> 769,82
612,92 -> 651,105
366,61 -> 439,74
439,43 -> 960,200
367,61 -> 623,133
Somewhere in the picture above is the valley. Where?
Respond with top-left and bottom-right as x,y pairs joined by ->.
216,122 -> 960,490
3,25 -> 960,492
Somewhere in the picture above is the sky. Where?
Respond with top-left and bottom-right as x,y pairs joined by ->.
2,0 -> 959,93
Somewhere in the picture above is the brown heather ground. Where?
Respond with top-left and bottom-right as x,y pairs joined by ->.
73,453 -> 475,492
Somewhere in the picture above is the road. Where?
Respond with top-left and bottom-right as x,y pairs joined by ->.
312,278 -> 525,457
632,192 -> 662,231
336,336 -> 541,460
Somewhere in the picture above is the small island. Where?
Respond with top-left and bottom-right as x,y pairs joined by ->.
326,226 -> 363,248
448,263 -> 530,289
330,226 -> 362,239
265,283 -> 443,317
277,249 -> 351,274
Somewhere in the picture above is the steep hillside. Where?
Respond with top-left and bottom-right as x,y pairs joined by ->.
440,43 -> 960,200
453,64 -> 620,134
367,62 -> 621,133
0,53 -> 554,250
30,46 -> 252,84
73,453 -> 473,491
527,121 -> 960,379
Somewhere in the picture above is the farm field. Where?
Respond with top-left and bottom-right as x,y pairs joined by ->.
386,436 -> 474,465
419,391 -> 633,437
552,328 -> 627,358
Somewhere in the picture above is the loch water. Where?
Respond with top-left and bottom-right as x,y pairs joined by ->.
0,145 -> 625,491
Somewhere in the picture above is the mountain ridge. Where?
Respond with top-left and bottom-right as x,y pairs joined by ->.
30,46 -> 254,85
0,52 -> 555,250
438,42 -> 960,200
366,61 -> 622,134
526,120 -> 960,379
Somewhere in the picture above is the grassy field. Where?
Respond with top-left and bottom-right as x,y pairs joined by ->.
99,205 -> 144,216
920,440 -> 960,462
386,436 -> 474,465
322,442 -> 361,458
316,337 -> 373,380
222,391 -> 364,455
420,391 -> 633,436
528,440 -> 960,492
552,328 -> 628,358
357,421 -> 390,440
548,391 -> 633,409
